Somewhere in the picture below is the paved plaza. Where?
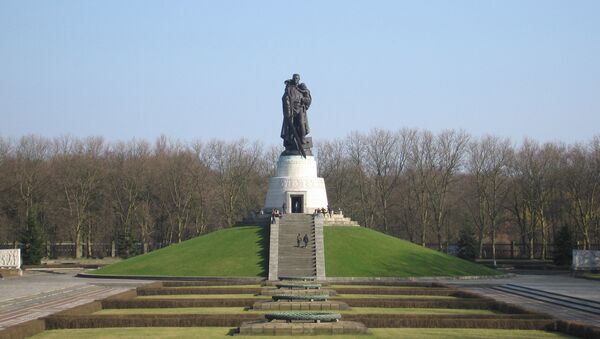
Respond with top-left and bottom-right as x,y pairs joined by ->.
444,273 -> 600,327
1,270 -> 599,332
0,269 -> 150,330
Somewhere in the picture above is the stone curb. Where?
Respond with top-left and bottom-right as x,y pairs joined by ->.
76,272 -> 511,282
76,272 -> 265,282
324,273 -> 515,283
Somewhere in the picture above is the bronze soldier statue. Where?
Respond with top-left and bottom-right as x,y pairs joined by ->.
281,74 -> 312,157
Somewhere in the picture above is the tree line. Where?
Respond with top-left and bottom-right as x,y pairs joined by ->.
1,130 -> 599,260
0,135 -> 274,258
318,129 -> 600,259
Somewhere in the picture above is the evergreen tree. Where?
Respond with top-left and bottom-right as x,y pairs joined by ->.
20,207 -> 45,265
553,225 -> 573,266
457,224 -> 477,261
117,226 -> 136,258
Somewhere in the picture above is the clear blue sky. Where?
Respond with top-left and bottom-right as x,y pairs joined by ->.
1,1 -> 599,146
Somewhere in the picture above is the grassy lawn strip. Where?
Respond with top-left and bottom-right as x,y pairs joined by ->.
333,294 -> 457,299
93,226 -> 267,277
135,294 -> 454,300
581,273 -> 600,280
30,327 -> 574,338
95,307 -> 499,315
328,285 -> 428,289
137,294 -> 268,299
325,227 -> 499,277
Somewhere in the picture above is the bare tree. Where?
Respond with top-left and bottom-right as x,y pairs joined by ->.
406,130 -> 435,246
206,139 -> 263,227
53,136 -> 105,258
563,140 -> 600,249
466,136 -> 512,260
427,130 -> 470,250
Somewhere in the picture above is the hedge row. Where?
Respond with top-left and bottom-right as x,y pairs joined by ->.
0,319 -> 45,339
329,281 -> 445,287
334,287 -> 457,295
162,280 -> 258,287
342,298 -> 498,309
555,320 -> 600,339
342,315 -> 555,329
44,314 -> 263,329
101,298 -> 257,308
136,287 -> 261,295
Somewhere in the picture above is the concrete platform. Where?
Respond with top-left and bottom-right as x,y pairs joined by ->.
238,320 -> 367,336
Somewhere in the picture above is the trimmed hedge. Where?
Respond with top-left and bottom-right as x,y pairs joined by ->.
341,298 -> 499,309
334,287 -> 458,295
0,319 -> 45,339
162,280 -> 258,287
44,314 -> 263,329
136,287 -> 261,295
342,314 -> 555,329
555,320 -> 600,339
102,298 -> 257,309
331,281 -> 445,287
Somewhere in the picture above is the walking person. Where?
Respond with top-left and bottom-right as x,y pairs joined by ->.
296,233 -> 301,248
303,233 -> 309,248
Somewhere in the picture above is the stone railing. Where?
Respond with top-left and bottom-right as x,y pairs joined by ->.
268,218 -> 280,281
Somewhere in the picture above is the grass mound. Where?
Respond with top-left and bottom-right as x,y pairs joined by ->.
94,226 -> 267,277
325,227 -> 499,277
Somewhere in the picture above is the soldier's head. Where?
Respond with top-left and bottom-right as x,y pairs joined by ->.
292,74 -> 300,85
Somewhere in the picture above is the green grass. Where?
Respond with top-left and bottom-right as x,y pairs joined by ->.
325,227 -> 500,277
30,327 -> 573,339
136,293 -> 453,300
582,272 -> 600,280
329,284 -> 427,288
95,307 -> 499,315
92,225 -> 498,278
333,294 -> 457,299
93,226 -> 267,277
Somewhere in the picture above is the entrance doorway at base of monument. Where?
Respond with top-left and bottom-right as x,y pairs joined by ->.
286,192 -> 307,214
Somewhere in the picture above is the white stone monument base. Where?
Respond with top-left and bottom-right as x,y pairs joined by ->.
264,155 -> 328,214
0,249 -> 22,277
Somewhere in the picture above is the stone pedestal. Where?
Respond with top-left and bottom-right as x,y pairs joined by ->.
0,249 -> 22,277
264,155 -> 328,214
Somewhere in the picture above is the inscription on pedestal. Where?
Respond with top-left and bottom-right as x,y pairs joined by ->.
280,178 -> 323,190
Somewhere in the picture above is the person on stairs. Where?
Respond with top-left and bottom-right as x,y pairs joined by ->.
303,234 -> 309,248
296,233 -> 302,247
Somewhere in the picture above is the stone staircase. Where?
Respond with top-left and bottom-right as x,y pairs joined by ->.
277,214 -> 316,277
